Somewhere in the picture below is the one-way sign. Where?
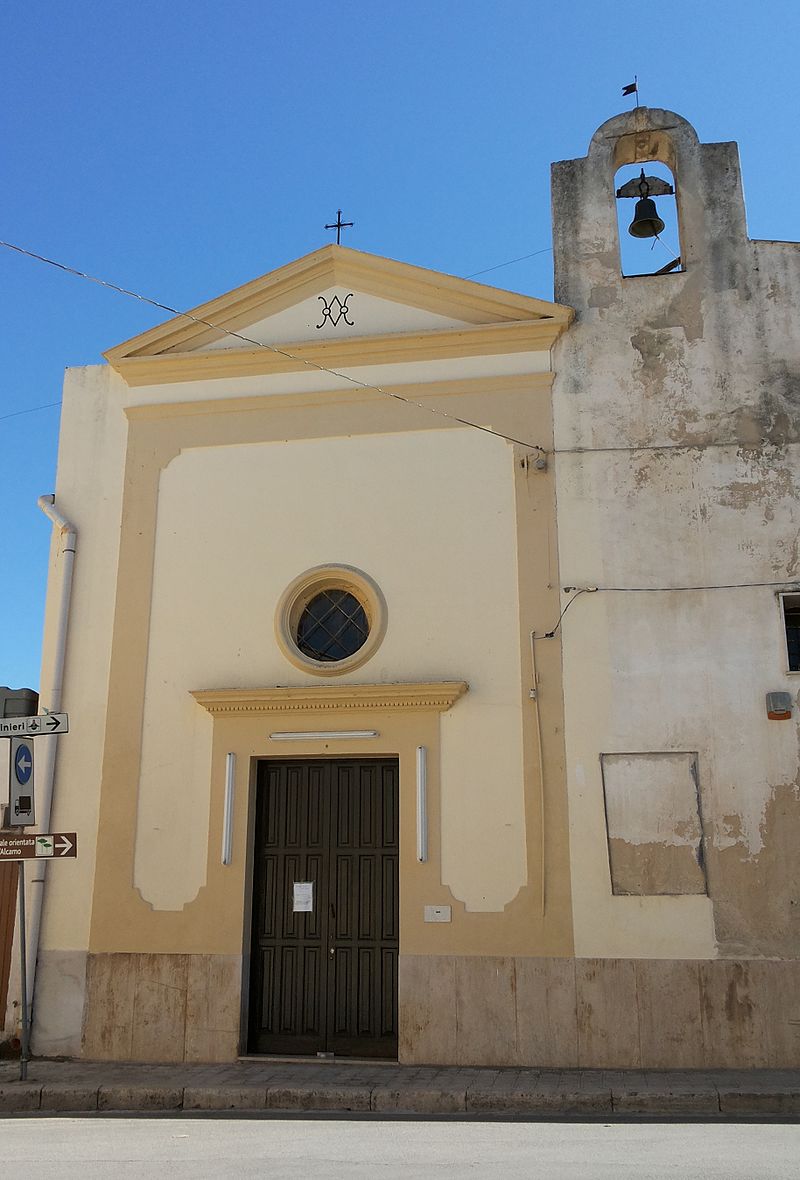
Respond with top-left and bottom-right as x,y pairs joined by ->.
0,832 -> 77,860
14,743 -> 33,785
0,713 -> 69,738
9,737 -> 35,826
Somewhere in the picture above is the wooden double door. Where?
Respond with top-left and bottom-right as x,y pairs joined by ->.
248,758 -> 399,1057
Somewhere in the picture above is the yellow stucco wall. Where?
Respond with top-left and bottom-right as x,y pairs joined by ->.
32,258 -> 574,1058
84,370 -> 571,963
134,428 -> 526,914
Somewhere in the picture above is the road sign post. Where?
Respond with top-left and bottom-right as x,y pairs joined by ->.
0,834 -> 78,1081
18,862 -> 29,1081
0,833 -> 78,860
0,703 -> 72,1080
0,713 -> 69,738
9,737 -> 35,826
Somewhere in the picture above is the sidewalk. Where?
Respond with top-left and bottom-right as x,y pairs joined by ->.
1,1058 -> 799,1116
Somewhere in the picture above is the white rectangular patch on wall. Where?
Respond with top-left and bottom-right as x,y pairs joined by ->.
293,881 -> 314,912
600,752 -> 707,897
424,905 -> 452,923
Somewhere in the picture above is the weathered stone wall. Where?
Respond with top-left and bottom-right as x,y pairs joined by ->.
82,953 -> 241,1063
551,108 -> 800,971
400,955 -> 800,1068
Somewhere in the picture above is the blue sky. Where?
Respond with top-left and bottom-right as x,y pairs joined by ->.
2,0 -> 798,692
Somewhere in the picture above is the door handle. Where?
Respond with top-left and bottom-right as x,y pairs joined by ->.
329,946 -> 335,957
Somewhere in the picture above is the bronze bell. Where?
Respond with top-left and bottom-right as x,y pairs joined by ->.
628,194 -> 665,239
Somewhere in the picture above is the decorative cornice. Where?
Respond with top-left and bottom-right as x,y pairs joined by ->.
104,244 -> 573,366
124,371 -> 553,421
191,682 -> 469,716
108,319 -> 565,387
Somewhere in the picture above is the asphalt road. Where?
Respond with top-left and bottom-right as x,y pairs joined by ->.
1,1116 -> 798,1178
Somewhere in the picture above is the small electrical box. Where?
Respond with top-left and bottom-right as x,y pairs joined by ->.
424,905 -> 451,923
766,692 -> 793,720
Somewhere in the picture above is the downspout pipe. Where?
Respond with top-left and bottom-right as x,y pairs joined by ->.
24,494 -> 77,1030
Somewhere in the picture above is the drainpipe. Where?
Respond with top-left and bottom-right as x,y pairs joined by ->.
23,495 -> 77,1027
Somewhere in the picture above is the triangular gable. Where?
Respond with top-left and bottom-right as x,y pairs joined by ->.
198,285 -> 487,352
104,245 -> 573,386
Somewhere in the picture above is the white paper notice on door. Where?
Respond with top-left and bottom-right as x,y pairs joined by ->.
293,881 -> 314,913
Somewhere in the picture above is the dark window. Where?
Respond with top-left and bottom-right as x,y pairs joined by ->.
783,596 -> 800,671
296,589 -> 369,662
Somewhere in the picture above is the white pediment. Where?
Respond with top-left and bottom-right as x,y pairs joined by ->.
202,285 -> 473,351
104,245 -> 573,386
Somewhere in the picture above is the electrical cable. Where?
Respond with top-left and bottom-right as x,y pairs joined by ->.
464,247 -> 553,278
0,239 -> 547,453
586,580 -> 798,593
7,244 -> 795,648
540,579 -> 800,639
551,439 -> 783,454
0,401 -> 61,422
1,241 -> 789,460
542,587 -> 597,637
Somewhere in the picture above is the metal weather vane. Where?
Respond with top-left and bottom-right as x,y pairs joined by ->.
622,76 -> 640,107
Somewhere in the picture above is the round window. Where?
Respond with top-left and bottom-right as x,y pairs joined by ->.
296,588 -> 369,662
275,565 -> 387,677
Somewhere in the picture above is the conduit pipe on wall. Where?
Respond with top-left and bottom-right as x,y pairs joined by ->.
416,746 -> 428,862
529,632 -> 547,917
23,494 -> 77,1029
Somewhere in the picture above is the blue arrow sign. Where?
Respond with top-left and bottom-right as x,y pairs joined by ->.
14,742 -> 33,785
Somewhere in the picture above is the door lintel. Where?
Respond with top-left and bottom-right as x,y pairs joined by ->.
192,681 -> 468,716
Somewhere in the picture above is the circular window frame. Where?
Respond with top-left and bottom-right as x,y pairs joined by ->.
275,564 -> 387,677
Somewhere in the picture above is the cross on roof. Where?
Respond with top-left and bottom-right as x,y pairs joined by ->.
324,209 -> 354,245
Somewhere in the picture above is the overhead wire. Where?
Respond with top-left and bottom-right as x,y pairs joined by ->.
0,240 -> 787,459
540,579 -> 800,639
552,439 -> 782,454
582,580 -> 799,593
540,587 -> 597,638
0,238 -> 547,452
464,247 -> 552,278
0,401 -> 61,422
6,242 -> 796,619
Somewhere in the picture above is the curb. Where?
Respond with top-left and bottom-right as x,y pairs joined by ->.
1,1081 -> 799,1116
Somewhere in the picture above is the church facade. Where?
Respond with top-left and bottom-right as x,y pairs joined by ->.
8,108 -> 800,1068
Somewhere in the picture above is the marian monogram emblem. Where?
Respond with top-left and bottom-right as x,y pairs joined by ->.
316,293 -> 355,330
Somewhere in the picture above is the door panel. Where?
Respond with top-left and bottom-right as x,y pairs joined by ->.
250,761 -> 331,1054
249,758 -> 399,1057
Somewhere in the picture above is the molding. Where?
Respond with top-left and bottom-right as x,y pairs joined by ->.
274,564 -> 388,678
109,319 -> 566,387
124,371 -> 554,421
191,682 -> 469,715
104,244 -> 573,365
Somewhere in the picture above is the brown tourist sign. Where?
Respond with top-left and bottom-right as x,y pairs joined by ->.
0,832 -> 77,860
